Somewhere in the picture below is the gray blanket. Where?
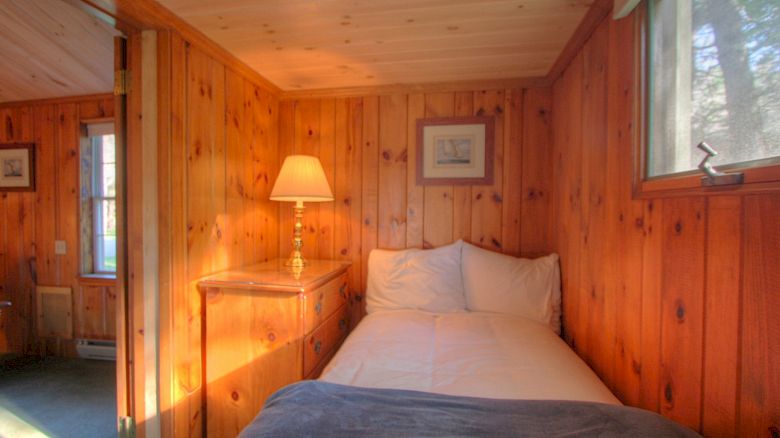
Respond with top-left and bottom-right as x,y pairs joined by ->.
239,381 -> 700,437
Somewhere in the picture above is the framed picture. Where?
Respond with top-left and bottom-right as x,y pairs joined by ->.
0,143 -> 35,191
416,116 -> 494,185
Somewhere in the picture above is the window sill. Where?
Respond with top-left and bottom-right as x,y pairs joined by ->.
78,274 -> 117,287
634,163 -> 780,199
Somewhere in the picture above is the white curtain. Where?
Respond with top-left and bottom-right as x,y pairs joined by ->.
614,0 -> 641,19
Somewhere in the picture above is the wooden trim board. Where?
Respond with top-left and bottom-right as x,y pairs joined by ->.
546,0 -> 613,83
281,77 -> 550,100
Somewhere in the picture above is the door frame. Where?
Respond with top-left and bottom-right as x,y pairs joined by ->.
68,2 -> 163,436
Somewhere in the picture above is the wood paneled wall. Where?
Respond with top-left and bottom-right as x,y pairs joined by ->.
551,10 -> 779,437
277,87 -> 553,315
0,95 -> 116,355
157,31 -> 280,437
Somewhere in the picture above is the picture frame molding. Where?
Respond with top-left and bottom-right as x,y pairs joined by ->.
416,116 -> 494,186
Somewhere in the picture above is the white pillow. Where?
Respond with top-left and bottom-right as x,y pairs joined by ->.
462,243 -> 562,333
366,240 -> 467,314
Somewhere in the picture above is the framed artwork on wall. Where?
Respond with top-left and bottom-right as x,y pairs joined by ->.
416,116 -> 494,185
0,143 -> 35,191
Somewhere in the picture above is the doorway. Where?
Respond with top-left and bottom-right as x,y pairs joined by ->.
0,0 -> 132,436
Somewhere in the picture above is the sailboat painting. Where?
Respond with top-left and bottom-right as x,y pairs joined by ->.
434,135 -> 474,167
416,116 -> 494,185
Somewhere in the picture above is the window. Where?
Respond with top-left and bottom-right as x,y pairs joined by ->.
81,122 -> 116,274
647,0 -> 780,178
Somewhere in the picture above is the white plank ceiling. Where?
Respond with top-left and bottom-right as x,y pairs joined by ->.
0,0 -> 118,103
158,0 -> 593,90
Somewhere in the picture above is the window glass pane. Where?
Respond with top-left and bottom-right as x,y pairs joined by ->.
99,235 -> 117,272
94,199 -> 116,273
102,163 -> 116,197
649,0 -> 780,177
102,134 -> 115,163
102,200 -> 116,236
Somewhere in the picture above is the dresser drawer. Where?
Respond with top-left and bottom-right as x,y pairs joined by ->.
303,272 -> 349,334
303,304 -> 350,377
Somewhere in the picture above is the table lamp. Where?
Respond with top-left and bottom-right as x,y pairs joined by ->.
270,155 -> 334,267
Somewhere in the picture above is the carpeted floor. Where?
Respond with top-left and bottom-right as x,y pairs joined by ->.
0,355 -> 116,438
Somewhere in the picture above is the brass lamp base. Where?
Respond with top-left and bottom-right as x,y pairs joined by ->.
285,202 -> 307,268
285,252 -> 307,267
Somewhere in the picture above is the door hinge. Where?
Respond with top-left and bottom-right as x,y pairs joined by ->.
119,416 -> 136,438
114,69 -> 129,96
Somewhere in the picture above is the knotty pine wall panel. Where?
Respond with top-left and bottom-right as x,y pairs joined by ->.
0,95 -> 116,355
278,86 -> 553,324
161,33 -> 280,438
551,10 -> 780,436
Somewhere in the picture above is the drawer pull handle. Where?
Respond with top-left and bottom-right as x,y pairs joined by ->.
314,340 -> 322,354
315,302 -> 322,315
339,319 -> 347,331
339,284 -> 347,299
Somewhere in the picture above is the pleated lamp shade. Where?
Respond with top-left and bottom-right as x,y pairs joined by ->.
270,155 -> 334,202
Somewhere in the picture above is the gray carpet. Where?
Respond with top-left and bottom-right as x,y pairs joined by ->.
0,356 -> 116,438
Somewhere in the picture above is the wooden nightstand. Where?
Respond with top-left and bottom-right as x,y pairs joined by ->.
199,259 -> 352,436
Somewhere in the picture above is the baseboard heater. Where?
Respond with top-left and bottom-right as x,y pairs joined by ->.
75,339 -> 116,361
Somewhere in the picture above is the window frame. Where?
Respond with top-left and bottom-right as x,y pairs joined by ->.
634,0 -> 780,199
91,136 -> 117,274
80,119 -> 117,277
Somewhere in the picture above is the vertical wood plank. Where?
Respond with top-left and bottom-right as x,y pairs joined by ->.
406,94 -> 425,249
169,33 -> 201,437
264,93 -> 280,261
739,194 -> 780,437
225,70 -> 246,268
79,286 -> 104,338
422,93 -> 454,248
607,12 -> 644,407
276,100 -> 295,260
519,88 -> 552,256
242,81 -> 258,264
334,97 -> 363,323
453,91 -> 474,243
702,196 -> 741,437
360,96 -> 379,293
318,98 -> 336,259
580,22 -> 610,378
33,105 -> 57,286
640,199 -> 663,412
105,285 -> 117,339
295,100 -> 321,258
659,197 -> 706,430
554,52 -> 584,349
211,61 -> 227,273
156,30 -> 175,437
377,94 -> 407,250
3,192 -> 25,352
500,89 -> 522,256
57,103 -> 80,344
187,46 -> 219,281
471,90 -> 504,252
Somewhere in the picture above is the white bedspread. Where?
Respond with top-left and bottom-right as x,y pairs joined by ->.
320,310 -> 620,405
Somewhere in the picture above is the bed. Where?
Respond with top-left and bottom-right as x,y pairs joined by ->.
319,309 -> 619,404
240,241 -> 699,437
